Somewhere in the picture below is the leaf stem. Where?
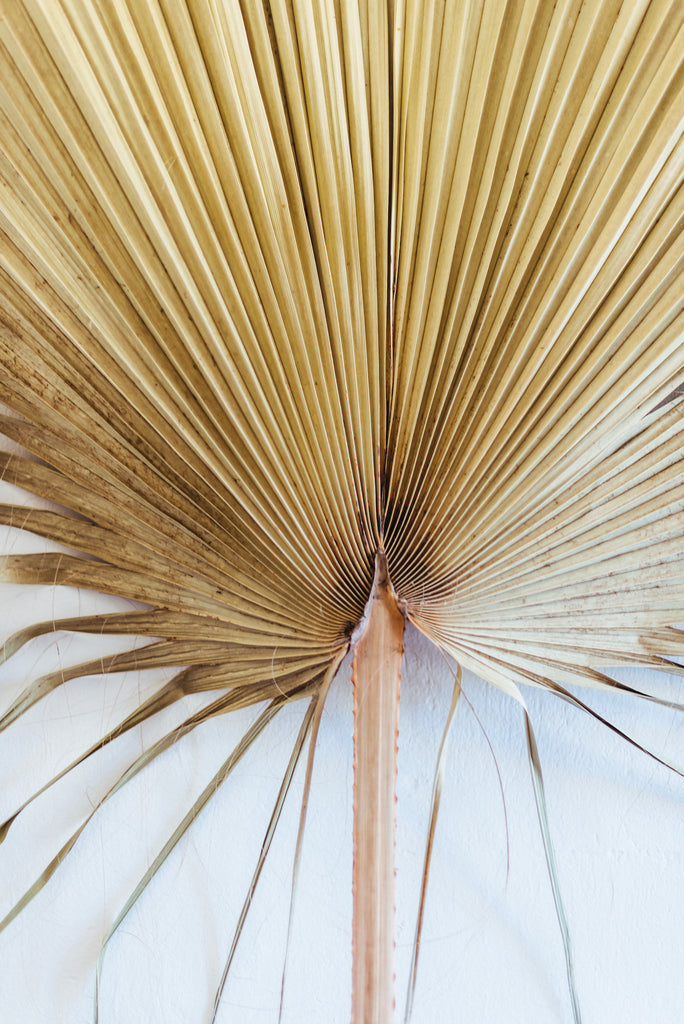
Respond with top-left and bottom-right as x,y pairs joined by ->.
351,551 -> 405,1024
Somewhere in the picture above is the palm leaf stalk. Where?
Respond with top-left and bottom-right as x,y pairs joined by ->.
0,0 -> 682,1021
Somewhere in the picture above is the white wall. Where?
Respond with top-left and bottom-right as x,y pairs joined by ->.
0,492 -> 682,1024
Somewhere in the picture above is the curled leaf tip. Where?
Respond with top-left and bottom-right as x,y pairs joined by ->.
0,815 -> 16,844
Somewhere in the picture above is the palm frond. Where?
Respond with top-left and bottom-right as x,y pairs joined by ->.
0,0 -> 682,1021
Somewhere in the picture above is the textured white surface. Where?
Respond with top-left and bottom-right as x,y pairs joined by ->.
0,503 -> 682,1024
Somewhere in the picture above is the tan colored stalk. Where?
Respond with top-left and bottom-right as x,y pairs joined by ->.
351,551 -> 405,1024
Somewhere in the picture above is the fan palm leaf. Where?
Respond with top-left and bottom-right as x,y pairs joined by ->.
0,0 -> 682,1021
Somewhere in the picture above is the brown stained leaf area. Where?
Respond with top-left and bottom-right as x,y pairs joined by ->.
351,551 -> 405,1024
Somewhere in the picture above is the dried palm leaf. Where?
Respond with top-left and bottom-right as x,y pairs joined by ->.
0,0 -> 682,1021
